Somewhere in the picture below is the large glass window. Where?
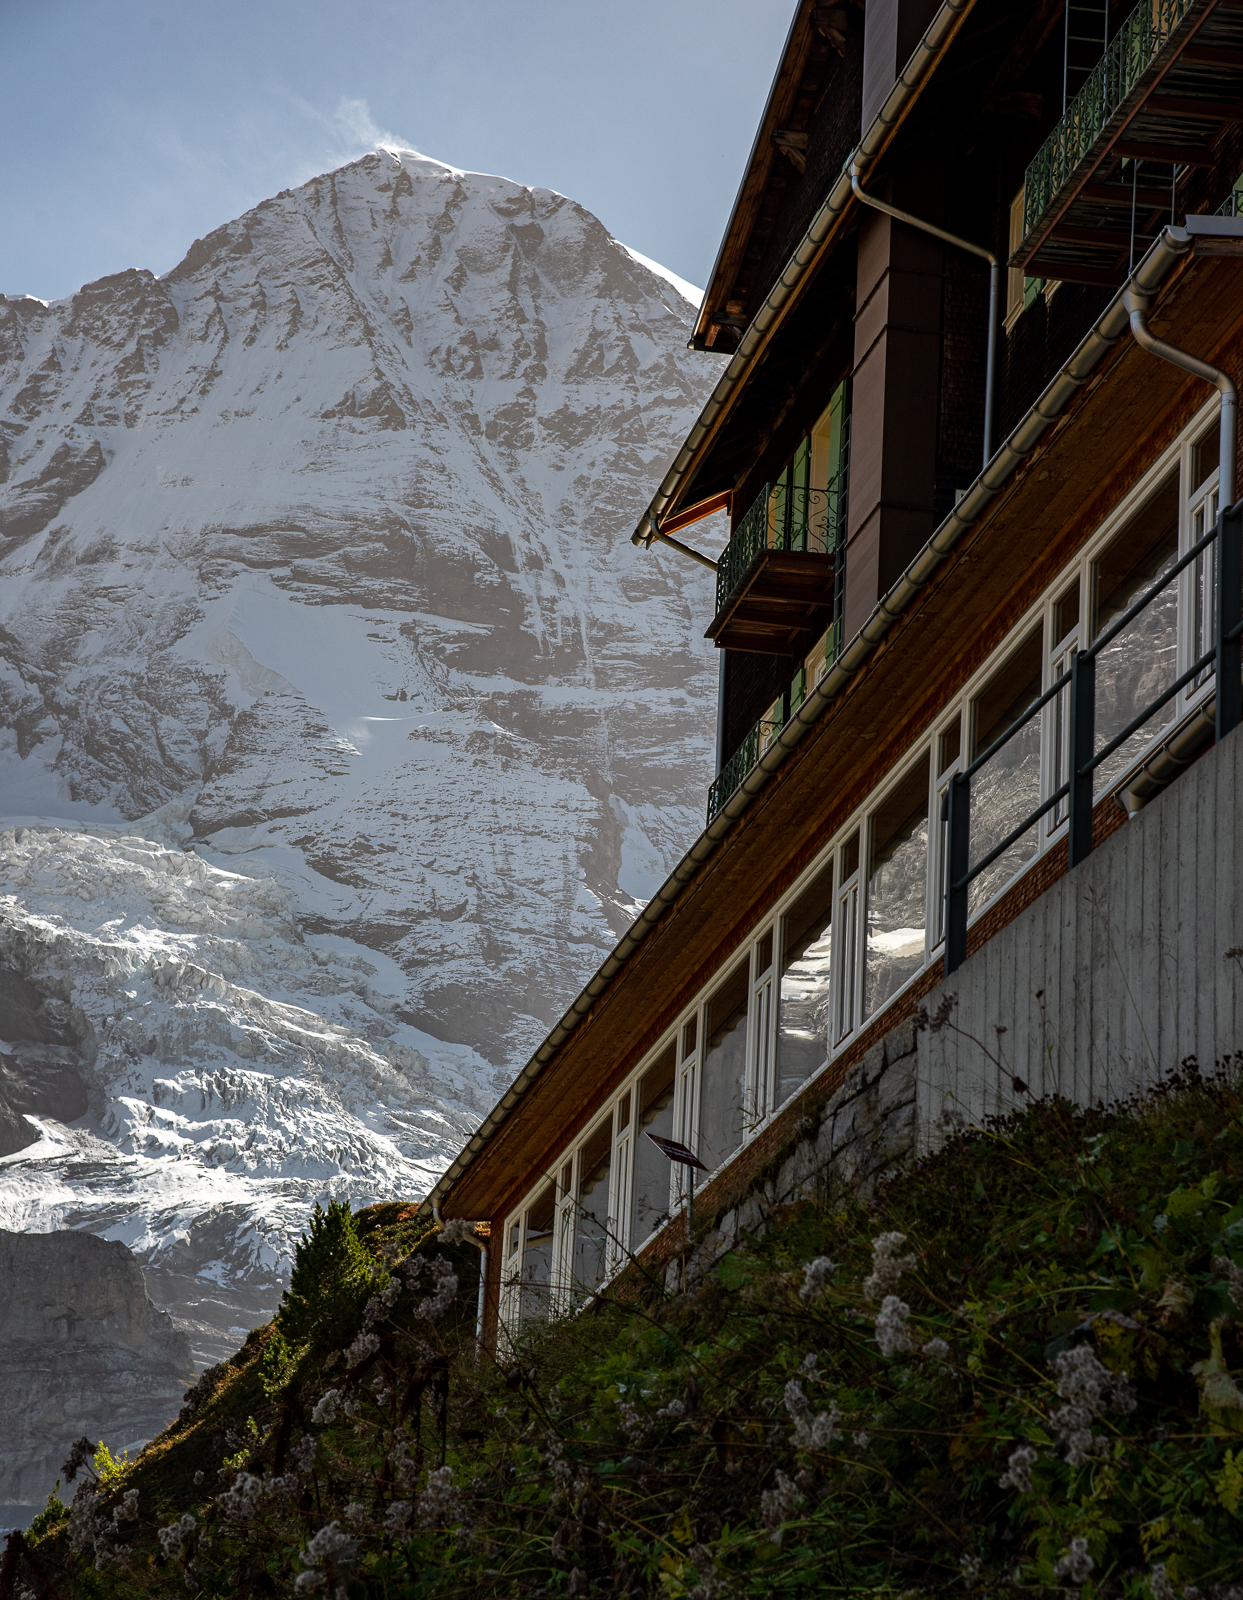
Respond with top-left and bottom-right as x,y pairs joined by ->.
835,832 -> 861,1041
1092,472 -> 1179,793
865,754 -> 930,1018
698,961 -> 748,1175
969,625 -> 1043,914
630,1045 -> 675,1248
776,864 -> 834,1104
521,1183 -> 555,1324
573,1121 -> 612,1301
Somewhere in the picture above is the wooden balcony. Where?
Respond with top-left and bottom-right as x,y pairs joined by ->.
705,479 -> 843,655
1013,0 -> 1243,286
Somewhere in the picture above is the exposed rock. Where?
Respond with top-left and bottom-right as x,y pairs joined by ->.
0,964 -> 89,1156
0,1228 -> 194,1515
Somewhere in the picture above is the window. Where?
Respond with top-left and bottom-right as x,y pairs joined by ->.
865,754 -> 931,1018
747,931 -> 776,1128
1092,471 -> 1179,794
630,1045 -> 675,1248
1048,579 -> 1081,831
775,864 -> 834,1104
674,1018 -> 698,1204
608,1092 -> 634,1273
969,624 -> 1043,913
1187,429 -> 1220,696
572,1121 -> 612,1301
834,831 -> 861,1041
521,1183 -> 556,1324
698,961 -> 748,1174
932,719 -> 962,945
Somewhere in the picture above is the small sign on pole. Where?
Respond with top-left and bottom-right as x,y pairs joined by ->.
644,1133 -> 708,1171
645,1133 -> 706,1280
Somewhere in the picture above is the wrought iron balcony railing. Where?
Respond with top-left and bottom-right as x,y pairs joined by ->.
1022,0 -> 1194,249
714,478 -> 845,619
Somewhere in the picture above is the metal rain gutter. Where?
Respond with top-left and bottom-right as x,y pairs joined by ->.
420,225 -> 1195,1224
631,0 -> 979,550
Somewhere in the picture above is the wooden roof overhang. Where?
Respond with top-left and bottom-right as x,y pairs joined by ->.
434,230 -> 1243,1225
632,0 -> 986,548
693,0 -> 852,355
1013,0 -> 1243,285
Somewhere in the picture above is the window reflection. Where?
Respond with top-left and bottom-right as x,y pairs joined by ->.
865,755 -> 930,1017
573,1122 -> 611,1301
969,625 -> 1043,915
1092,473 -> 1179,795
699,962 -> 748,1174
520,1183 -> 555,1324
776,866 -> 833,1103
630,1046 -> 675,1248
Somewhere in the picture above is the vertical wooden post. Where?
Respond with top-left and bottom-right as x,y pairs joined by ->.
944,772 -> 970,976
1068,648 -> 1096,868
1217,502 -> 1242,744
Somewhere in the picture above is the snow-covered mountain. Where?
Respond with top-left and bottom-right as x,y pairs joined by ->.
0,148 -> 725,1339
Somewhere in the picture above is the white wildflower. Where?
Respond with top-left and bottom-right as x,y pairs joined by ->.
782,1379 -> 840,1448
923,1337 -> 950,1360
302,1521 -> 356,1571
362,1278 -> 401,1329
960,1553 -> 983,1586
853,1430 -> 870,1447
158,1513 -> 197,1558
863,1232 -> 918,1302
294,1574 -> 326,1594
998,1445 -> 1038,1493
875,1294 -> 912,1356
439,1217 -> 478,1244
800,1257 -> 838,1301
617,1400 -> 649,1443
345,1331 -> 381,1367
218,1473 -> 264,1521
1053,1537 -> 1094,1585
799,1352 -> 819,1377
656,1398 -> 686,1420
414,1256 -> 459,1322
293,1434 -> 318,1474
1049,1345 -> 1134,1465
344,1396 -> 362,1419
112,1488 -> 139,1525
1213,1255 -> 1243,1313
384,1500 -> 412,1533
311,1389 -> 341,1425
343,1502 -> 367,1522
759,1469 -> 800,1542
416,1464 -> 468,1530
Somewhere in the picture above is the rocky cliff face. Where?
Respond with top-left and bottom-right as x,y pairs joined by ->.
0,1228 -> 194,1516
0,150 -> 724,1325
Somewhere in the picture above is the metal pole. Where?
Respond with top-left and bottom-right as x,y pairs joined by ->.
1217,501 -> 1243,743
944,772 -> 969,975
1068,650 -> 1096,868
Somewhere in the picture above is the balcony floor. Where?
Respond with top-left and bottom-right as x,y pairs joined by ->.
705,547 -> 837,655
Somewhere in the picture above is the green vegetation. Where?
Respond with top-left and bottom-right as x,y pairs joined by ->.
9,1071 -> 1243,1599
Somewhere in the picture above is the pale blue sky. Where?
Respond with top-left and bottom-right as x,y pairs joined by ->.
2,0 -> 793,303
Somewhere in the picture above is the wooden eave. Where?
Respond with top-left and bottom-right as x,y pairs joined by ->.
446,243 -> 1243,1223
662,0 -> 1052,527
693,0 -> 826,352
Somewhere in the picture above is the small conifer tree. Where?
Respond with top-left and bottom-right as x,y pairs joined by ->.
276,1200 -> 373,1347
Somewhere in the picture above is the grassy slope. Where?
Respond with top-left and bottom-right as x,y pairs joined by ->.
9,1070 -> 1243,1599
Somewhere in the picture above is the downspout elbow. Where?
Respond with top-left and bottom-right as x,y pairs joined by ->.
1124,288 -> 1236,505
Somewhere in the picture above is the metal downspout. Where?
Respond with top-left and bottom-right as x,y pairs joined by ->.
850,161 -> 999,467
1123,288 -> 1236,505
431,1195 -> 488,1355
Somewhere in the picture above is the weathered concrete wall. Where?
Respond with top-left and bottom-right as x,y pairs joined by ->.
917,719 -> 1243,1140
694,722 -> 1243,1264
